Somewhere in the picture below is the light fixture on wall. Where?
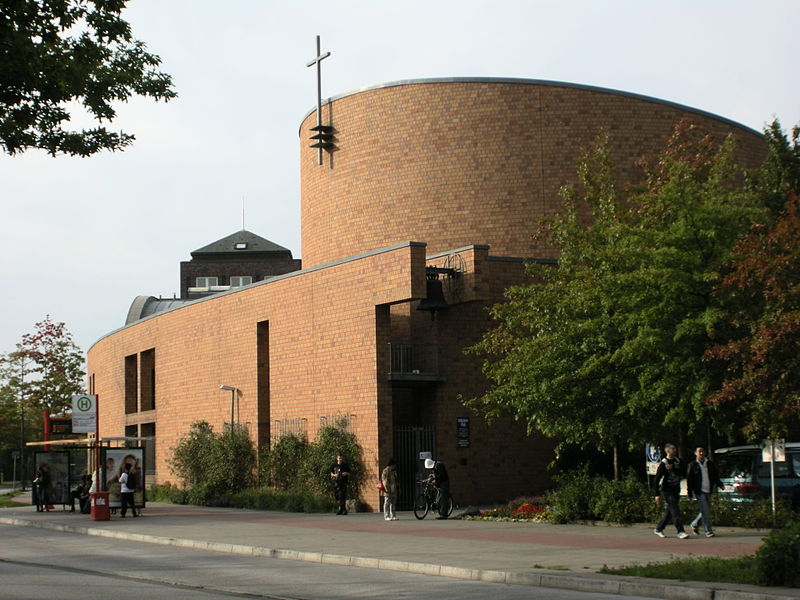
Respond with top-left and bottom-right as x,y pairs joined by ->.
219,385 -> 236,425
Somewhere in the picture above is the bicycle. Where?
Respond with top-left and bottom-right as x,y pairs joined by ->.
413,479 -> 454,520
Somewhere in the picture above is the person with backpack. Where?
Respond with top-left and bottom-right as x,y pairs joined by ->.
119,463 -> 138,517
653,443 -> 688,538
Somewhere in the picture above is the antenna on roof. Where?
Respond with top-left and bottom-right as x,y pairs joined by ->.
241,197 -> 245,231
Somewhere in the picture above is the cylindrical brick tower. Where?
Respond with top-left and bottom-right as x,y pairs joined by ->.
299,78 -> 765,268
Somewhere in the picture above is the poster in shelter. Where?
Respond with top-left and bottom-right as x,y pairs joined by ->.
101,447 -> 145,508
34,451 -> 70,506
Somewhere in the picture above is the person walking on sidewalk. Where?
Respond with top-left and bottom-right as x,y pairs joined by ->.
381,458 -> 398,521
119,463 -> 138,518
654,443 -> 688,539
687,446 -> 723,537
330,453 -> 351,515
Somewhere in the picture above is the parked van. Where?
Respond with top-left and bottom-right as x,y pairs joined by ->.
714,443 -> 800,508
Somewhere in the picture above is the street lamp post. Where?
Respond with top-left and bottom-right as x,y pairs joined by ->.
18,355 -> 29,491
219,385 -> 236,426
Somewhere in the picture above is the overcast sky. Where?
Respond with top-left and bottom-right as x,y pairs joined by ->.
2,0 -> 799,358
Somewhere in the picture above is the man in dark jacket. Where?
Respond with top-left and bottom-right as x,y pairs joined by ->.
654,443 -> 689,539
686,446 -> 723,537
330,453 -> 351,515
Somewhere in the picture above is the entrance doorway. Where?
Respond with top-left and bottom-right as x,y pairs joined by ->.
393,425 -> 436,509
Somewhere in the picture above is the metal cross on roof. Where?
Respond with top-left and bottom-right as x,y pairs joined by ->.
306,35 -> 331,165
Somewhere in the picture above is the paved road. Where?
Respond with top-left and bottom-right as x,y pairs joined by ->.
2,497 -> 798,600
0,525 -> 660,600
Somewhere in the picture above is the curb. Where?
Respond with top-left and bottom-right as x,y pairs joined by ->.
1,516 -> 797,600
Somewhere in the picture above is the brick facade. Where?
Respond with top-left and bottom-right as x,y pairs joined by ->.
88,78 -> 766,510
300,79 -> 765,268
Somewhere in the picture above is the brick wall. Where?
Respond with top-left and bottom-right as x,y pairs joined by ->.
300,79 -> 766,268
89,243 -> 426,504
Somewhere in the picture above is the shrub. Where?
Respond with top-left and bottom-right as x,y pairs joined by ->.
210,423 -> 256,494
147,482 -> 190,504
166,418 -> 364,512
170,421 -> 255,496
593,469 -> 653,524
304,421 -> 364,498
545,465 -> 602,523
264,433 -> 309,490
711,497 -> 796,529
754,520 -> 800,587
170,421 -> 217,487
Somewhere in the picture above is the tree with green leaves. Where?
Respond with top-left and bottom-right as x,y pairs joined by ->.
17,315 -> 85,415
0,357 -> 23,456
467,121 -> 767,474
1,0 -> 176,156
747,120 -> 800,219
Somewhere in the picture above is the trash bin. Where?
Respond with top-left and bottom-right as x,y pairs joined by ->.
90,491 -> 110,521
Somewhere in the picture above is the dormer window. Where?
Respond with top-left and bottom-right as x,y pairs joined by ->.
235,242 -> 248,249
230,276 -> 252,287
196,277 -> 218,288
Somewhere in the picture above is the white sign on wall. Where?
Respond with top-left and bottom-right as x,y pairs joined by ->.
72,394 -> 97,433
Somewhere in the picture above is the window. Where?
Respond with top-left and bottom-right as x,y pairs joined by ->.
235,242 -> 248,249
140,423 -> 156,477
230,276 -> 252,287
196,277 -> 218,287
140,349 -> 155,411
125,354 -> 138,414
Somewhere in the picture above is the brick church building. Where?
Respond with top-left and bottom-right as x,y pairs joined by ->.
87,78 -> 765,510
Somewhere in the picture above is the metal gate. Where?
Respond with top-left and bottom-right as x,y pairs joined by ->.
393,425 -> 436,509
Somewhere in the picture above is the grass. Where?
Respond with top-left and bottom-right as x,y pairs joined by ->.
600,555 -> 759,585
0,490 -> 24,508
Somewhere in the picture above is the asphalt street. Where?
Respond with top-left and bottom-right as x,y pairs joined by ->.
0,524 -> 661,600
1,493 -> 798,600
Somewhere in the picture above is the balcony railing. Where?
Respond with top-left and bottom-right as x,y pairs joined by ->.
387,343 -> 444,383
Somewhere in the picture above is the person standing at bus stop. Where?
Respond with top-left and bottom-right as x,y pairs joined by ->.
119,463 -> 138,518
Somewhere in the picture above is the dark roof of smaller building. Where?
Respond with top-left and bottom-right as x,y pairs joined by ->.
191,230 -> 293,259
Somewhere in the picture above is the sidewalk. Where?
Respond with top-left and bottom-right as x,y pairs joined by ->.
1,493 -> 798,600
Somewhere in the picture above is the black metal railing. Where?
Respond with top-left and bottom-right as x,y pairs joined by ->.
387,343 -> 444,382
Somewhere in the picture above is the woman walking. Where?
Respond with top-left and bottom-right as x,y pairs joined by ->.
381,458 -> 398,521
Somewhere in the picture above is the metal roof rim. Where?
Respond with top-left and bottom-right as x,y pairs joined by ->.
89,241 -> 427,351
298,76 -> 763,138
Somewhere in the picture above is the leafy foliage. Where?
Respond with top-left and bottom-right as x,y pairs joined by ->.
593,469 -> 656,525
171,418 -> 364,510
170,421 -> 216,488
544,466 -> 602,523
748,120 -> 800,218
754,520 -> 800,586
468,121 -> 765,455
0,0 -> 176,156
170,421 -> 255,495
303,421 -> 364,498
148,481 -> 336,513
706,194 -> 800,438
16,316 -> 85,415
262,432 -> 309,490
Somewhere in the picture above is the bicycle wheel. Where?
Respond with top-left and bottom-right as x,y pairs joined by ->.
413,493 -> 429,520
442,495 -> 454,518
